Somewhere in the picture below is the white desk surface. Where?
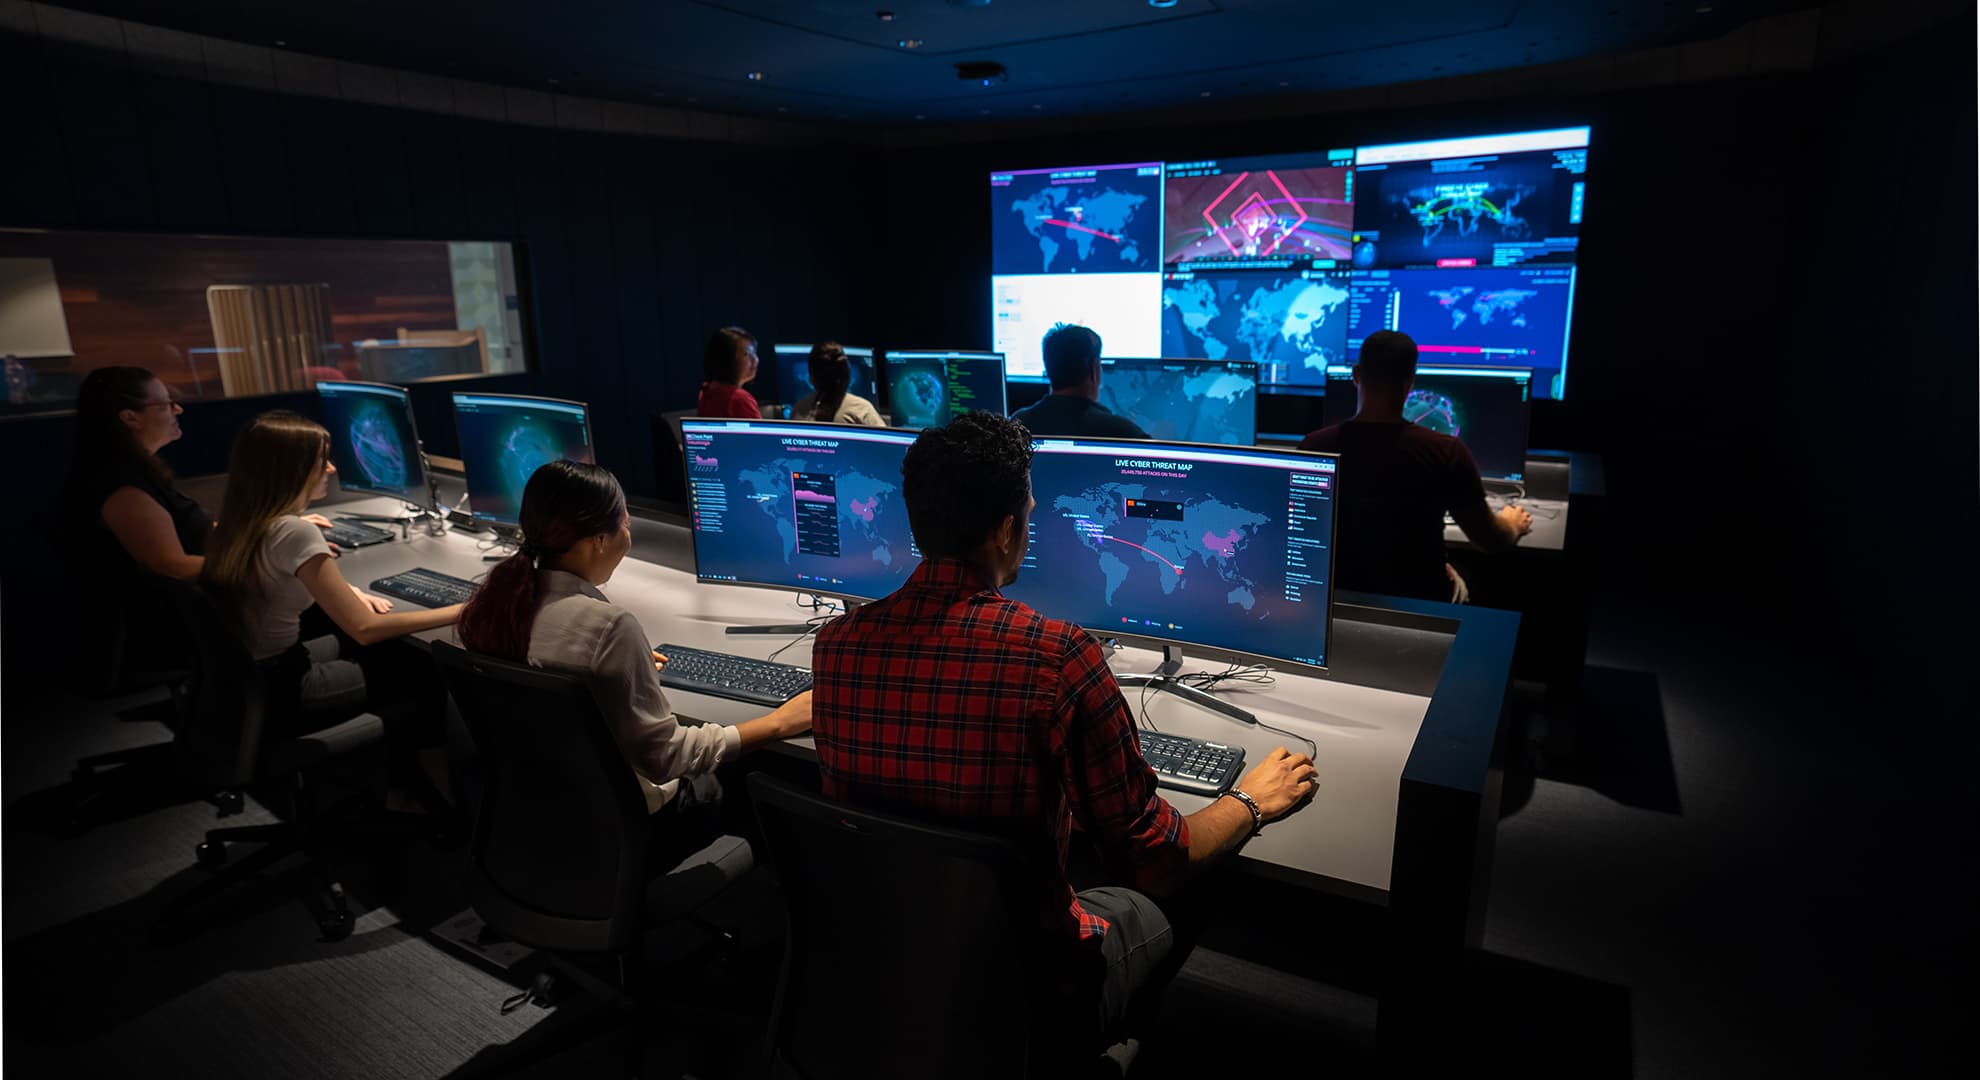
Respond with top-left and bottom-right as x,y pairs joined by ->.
323,495 -> 1431,897
1443,494 -> 1569,552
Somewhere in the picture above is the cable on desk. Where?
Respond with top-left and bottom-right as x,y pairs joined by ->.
768,612 -> 838,664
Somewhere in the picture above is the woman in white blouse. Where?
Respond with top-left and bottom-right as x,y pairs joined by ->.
456,460 -> 810,860
793,341 -> 885,427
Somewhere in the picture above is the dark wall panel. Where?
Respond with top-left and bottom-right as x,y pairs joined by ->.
0,33 -> 76,225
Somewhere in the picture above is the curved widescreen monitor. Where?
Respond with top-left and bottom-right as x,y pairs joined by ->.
451,392 -> 594,526
771,344 -> 876,405
1098,357 -> 1259,446
315,380 -> 427,505
681,419 -> 921,602
1004,436 -> 1339,672
883,351 -> 1008,428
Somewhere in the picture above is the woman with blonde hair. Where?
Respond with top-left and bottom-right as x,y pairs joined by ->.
203,411 -> 460,724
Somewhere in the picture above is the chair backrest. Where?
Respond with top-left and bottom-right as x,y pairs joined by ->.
747,773 -> 1085,1080
157,578 -> 274,788
432,641 -> 652,953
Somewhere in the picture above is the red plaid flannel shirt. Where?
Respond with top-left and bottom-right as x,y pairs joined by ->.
811,556 -> 1190,945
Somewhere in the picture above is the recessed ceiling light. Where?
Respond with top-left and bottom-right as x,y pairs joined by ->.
876,9 -> 894,20
1149,0 -> 1179,8
777,106 -> 788,112
1277,80 -> 1290,87
1199,90 -> 1212,97
746,71 -> 763,81
547,78 -> 560,86
915,114 -> 926,120
898,39 -> 923,49
273,40 -> 286,47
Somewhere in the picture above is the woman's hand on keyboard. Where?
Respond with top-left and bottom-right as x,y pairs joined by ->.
652,649 -> 669,672
348,583 -> 393,613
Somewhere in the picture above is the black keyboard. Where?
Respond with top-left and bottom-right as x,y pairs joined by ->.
655,643 -> 812,708
370,567 -> 476,608
1138,730 -> 1246,797
321,517 -> 396,549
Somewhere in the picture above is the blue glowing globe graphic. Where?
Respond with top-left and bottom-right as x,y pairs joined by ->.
347,402 -> 407,491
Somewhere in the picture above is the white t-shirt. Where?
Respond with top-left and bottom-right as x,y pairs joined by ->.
243,514 -> 334,660
792,391 -> 886,427
502,570 -> 742,811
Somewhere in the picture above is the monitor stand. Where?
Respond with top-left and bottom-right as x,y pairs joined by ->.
725,594 -> 858,635
1113,646 -> 1258,725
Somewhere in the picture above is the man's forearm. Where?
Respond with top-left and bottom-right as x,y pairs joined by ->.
1183,794 -> 1255,867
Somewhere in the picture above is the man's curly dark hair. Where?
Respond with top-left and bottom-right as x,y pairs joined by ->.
901,411 -> 1034,558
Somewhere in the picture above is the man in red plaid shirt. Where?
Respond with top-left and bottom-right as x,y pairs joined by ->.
811,411 -> 1317,1050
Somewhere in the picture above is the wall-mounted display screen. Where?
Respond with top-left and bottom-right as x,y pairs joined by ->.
991,127 -> 1588,400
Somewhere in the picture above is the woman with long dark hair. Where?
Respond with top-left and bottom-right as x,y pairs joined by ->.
795,341 -> 884,426
695,325 -> 763,419
457,460 -> 810,833
203,411 -> 460,718
59,366 -> 211,580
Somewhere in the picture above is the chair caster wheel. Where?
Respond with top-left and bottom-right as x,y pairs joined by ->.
214,790 -> 245,816
318,910 -> 354,941
195,840 -> 226,867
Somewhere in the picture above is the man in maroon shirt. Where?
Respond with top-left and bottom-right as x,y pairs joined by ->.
1299,331 -> 1533,601
811,411 -> 1317,1052
696,325 -> 763,419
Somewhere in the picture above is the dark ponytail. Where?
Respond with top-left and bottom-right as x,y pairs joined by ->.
458,460 -> 628,661
807,341 -> 852,422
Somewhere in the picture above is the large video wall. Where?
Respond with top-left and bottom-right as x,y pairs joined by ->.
990,127 -> 1587,400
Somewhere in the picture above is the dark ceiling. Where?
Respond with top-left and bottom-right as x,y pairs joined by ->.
36,0 -> 1820,123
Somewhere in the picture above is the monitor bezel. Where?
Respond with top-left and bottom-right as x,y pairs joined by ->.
1019,434 -> 1340,675
678,416 -> 923,607
882,351 -> 1011,425
1097,356 -> 1262,447
448,390 -> 596,528
314,379 -> 432,507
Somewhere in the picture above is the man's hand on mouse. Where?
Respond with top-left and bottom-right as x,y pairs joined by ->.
1497,504 -> 1534,537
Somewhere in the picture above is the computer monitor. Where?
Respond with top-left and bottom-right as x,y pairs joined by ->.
1346,265 -> 1576,400
1160,268 -> 1351,395
1350,127 -> 1588,271
771,344 -> 876,406
680,419 -> 922,603
1320,364 -> 1532,481
883,351 -> 1009,428
315,380 -> 428,505
1003,436 -> 1340,671
1097,357 -> 1259,446
451,392 -> 595,527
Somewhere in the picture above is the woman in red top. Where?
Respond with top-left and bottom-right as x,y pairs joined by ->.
696,326 -> 762,418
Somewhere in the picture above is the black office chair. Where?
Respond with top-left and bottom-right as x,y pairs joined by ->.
748,773 -> 1137,1080
432,641 -> 753,1001
156,579 -> 388,940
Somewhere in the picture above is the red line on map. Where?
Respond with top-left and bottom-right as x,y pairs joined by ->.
1042,218 -> 1123,243
1099,535 -> 1184,575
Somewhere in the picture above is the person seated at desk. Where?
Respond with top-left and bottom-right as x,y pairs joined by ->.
202,412 -> 461,728
60,366 -> 211,582
1009,323 -> 1150,439
456,460 -> 811,862
1296,330 -> 1533,602
809,411 -> 1316,1051
793,341 -> 884,427
696,325 -> 763,419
